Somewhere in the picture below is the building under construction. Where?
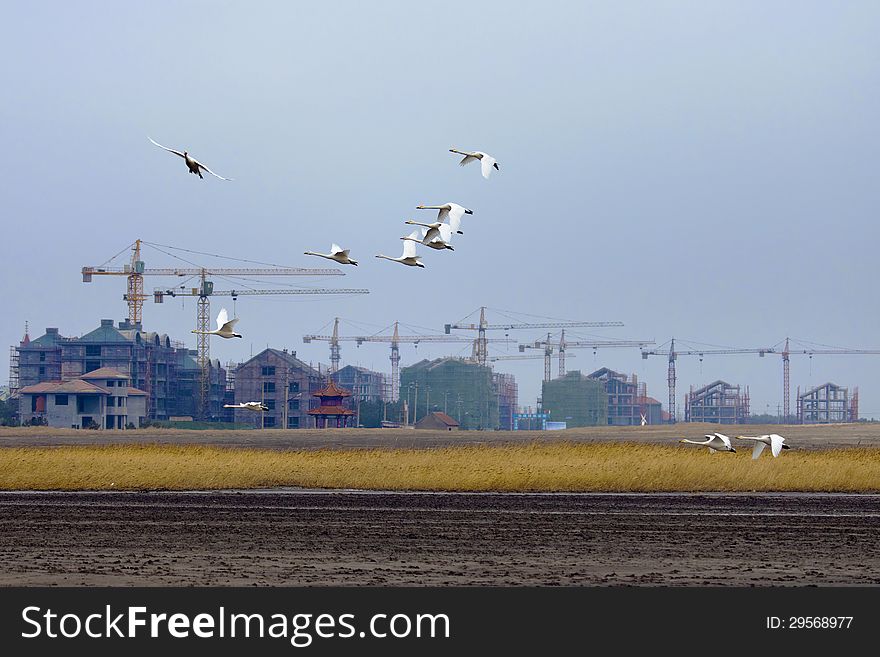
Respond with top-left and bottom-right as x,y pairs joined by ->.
12,320 -> 227,421
541,370 -> 608,427
401,358 -> 510,430
797,382 -> 858,424
587,367 -> 662,425
228,348 -> 325,428
684,380 -> 749,424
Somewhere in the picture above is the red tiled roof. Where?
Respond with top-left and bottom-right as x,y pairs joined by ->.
127,387 -> 147,396
20,380 -> 110,395
312,380 -> 352,398
80,367 -> 130,380
429,411 -> 459,426
307,405 -> 355,415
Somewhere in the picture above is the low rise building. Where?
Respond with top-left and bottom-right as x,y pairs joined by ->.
19,367 -> 146,429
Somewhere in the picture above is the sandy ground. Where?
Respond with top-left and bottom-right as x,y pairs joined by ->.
2,422 -> 879,450
0,491 -> 877,586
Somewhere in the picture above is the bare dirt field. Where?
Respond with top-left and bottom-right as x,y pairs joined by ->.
0,491 -> 877,586
2,422 -> 879,450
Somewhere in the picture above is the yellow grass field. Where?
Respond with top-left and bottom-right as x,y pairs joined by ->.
0,443 -> 877,492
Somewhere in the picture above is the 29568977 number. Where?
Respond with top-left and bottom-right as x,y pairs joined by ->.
766,616 -> 853,629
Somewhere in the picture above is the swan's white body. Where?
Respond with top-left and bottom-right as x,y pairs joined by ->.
304,244 -> 358,266
736,433 -> 790,459
402,224 -> 454,251
416,203 -> 473,234
449,148 -> 499,179
376,232 -> 425,267
403,220 -> 455,250
149,137 -> 233,181
191,308 -> 242,339
224,401 -> 268,412
680,432 -> 736,454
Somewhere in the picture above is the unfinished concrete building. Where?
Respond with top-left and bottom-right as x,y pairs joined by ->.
230,348 -> 325,428
493,372 -> 518,431
331,365 -> 387,404
541,370 -> 608,427
13,320 -> 226,421
684,380 -> 749,424
797,382 -> 857,424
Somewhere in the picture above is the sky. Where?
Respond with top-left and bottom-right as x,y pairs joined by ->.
1,1 -> 879,417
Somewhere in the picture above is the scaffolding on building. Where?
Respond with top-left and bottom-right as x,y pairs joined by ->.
796,382 -> 857,424
684,380 -> 749,424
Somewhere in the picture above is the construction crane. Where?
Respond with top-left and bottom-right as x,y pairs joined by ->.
444,307 -> 625,366
84,240 -> 364,419
82,239 -> 344,326
641,337 -> 880,423
520,330 -> 655,381
303,319 -> 510,402
640,339 -> 775,424
777,337 -> 880,419
155,278 -> 368,418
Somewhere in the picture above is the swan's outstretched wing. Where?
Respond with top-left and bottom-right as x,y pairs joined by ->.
751,442 -> 766,459
193,158 -> 233,181
216,308 -> 229,331
447,204 -> 466,225
714,432 -> 732,449
448,213 -> 463,235
437,223 -> 453,243
402,232 -> 419,258
459,154 -> 478,167
149,137 -> 185,159
479,153 -> 497,179
331,243 -> 345,255
770,434 -> 784,457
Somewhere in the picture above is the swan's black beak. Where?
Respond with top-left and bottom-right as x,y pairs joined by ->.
782,444 -> 790,449
730,448 -> 736,453
493,163 -> 500,170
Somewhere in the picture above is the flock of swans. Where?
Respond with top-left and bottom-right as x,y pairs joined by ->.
680,432 -> 791,458
149,137 -> 497,270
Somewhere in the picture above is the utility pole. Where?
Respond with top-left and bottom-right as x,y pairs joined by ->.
444,391 -> 449,414
412,381 -> 419,425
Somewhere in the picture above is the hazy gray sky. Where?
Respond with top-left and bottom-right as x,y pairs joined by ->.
2,1 -> 879,417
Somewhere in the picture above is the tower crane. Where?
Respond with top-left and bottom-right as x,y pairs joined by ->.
444,307 -> 624,366
84,240 -> 366,419
640,337 -> 880,423
640,339 -> 775,424
157,283 -> 369,416
303,319 -> 510,402
82,240 -> 344,326
520,330 -> 655,381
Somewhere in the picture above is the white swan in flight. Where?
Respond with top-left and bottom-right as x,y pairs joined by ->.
640,413 -> 647,426
449,148 -> 499,179
416,203 -> 473,234
736,433 -> 790,459
402,223 -> 454,251
679,432 -> 736,453
375,232 -> 425,267
304,243 -> 358,266
148,137 -> 233,180
192,308 -> 242,339
224,401 -> 269,412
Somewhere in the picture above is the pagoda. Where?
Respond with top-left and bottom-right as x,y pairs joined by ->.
307,379 -> 356,428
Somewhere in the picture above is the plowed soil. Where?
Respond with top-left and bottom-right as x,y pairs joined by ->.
1,491 -> 876,586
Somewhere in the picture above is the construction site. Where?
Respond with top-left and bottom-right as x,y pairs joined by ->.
5,240 -> 878,430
